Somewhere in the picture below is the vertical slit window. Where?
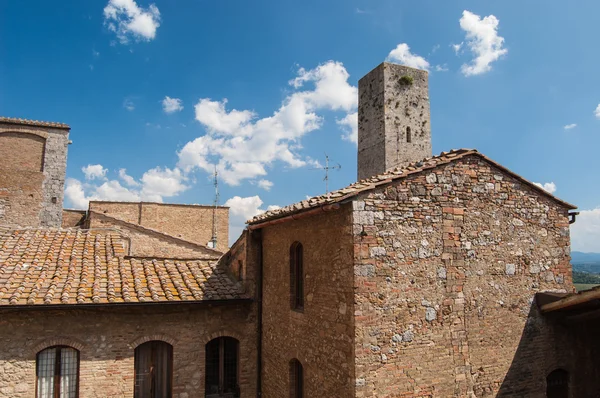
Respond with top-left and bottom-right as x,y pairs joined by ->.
36,346 -> 79,398
290,242 -> 304,311
289,359 -> 304,398
406,127 -> 412,143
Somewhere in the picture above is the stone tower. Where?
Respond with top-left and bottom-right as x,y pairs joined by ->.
0,117 -> 70,228
357,62 -> 432,180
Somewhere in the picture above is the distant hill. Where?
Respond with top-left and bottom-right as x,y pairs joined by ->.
571,251 -> 600,274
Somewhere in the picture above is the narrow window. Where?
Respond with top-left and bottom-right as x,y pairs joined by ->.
134,341 -> 173,398
36,346 -> 79,398
205,337 -> 240,398
289,359 -> 304,398
546,368 -> 569,398
290,242 -> 304,311
406,127 -> 412,143
237,260 -> 243,281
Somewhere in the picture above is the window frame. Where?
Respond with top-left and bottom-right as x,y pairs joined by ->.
290,242 -> 304,311
205,337 -> 240,398
134,340 -> 173,398
35,345 -> 80,398
289,359 -> 304,398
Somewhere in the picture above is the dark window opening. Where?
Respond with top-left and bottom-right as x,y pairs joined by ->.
290,242 -> 304,311
406,127 -> 412,143
36,346 -> 79,398
546,368 -> 569,398
134,341 -> 173,398
205,337 -> 240,398
289,359 -> 304,398
237,260 -> 243,281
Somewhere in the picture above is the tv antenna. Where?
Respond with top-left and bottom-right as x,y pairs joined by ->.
210,166 -> 219,249
311,154 -> 341,195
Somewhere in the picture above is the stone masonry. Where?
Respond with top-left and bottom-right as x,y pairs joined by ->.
0,119 -> 70,228
351,155 -> 573,397
358,62 -> 432,181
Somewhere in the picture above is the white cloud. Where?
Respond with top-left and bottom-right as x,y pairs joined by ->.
178,61 -> 358,185
123,98 -> 135,111
533,181 -> 557,194
337,112 -> 358,144
162,96 -> 184,114
224,195 -> 265,244
118,168 -> 140,186
82,164 -> 108,180
386,43 -> 430,70
571,208 -> 600,252
564,123 -> 577,130
452,42 -> 464,54
595,104 -> 600,119
257,179 -> 274,191
435,64 -> 449,72
64,167 -> 188,209
459,10 -> 508,76
103,0 -> 161,44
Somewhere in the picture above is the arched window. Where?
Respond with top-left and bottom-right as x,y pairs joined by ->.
134,341 -> 173,398
290,242 -> 304,311
205,337 -> 240,397
289,359 -> 304,398
36,346 -> 79,398
546,368 -> 569,398
406,127 -> 412,143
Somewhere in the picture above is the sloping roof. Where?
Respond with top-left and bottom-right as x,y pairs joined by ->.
249,149 -> 577,225
538,286 -> 600,314
0,228 -> 245,306
88,210 -> 224,257
0,117 -> 70,130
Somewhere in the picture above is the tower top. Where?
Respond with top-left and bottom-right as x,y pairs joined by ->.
357,62 -> 432,180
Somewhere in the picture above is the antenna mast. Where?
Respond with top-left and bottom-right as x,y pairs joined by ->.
311,154 -> 341,195
210,166 -> 219,249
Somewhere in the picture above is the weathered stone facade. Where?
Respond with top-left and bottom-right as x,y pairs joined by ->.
89,201 -> 229,253
0,120 -> 70,228
358,62 -> 432,180
259,208 -> 356,397
351,155 -> 574,397
0,304 -> 257,398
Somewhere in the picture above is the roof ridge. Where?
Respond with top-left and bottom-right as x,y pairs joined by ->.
0,116 -> 70,129
88,210 -> 223,256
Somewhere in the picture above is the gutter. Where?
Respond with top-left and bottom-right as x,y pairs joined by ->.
569,212 -> 580,224
0,298 -> 253,311
248,203 -> 341,230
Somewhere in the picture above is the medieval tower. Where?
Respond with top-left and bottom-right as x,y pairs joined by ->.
0,118 -> 70,228
357,62 -> 432,180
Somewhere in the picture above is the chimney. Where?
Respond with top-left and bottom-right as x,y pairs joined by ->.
357,62 -> 432,180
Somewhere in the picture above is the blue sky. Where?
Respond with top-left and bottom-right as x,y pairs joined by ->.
1,0 -> 599,250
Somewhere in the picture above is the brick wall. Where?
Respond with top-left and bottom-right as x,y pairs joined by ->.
62,209 -> 86,228
351,154 -> 574,397
89,202 -> 229,252
88,212 -> 220,259
0,304 -> 257,398
0,124 -> 69,228
260,207 -> 356,397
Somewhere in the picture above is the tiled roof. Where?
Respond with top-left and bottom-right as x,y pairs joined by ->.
0,228 -> 245,306
0,117 -> 70,129
248,149 -> 577,225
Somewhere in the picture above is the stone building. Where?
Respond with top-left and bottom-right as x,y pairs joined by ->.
0,62 -> 595,398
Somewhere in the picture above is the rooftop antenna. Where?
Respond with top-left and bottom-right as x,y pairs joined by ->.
311,154 -> 341,195
210,166 -> 219,249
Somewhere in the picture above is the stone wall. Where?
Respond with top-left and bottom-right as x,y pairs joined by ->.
0,303 -> 257,398
351,154 -> 573,397
357,62 -> 432,180
89,201 -> 229,252
88,211 -> 220,259
260,207 -> 356,397
0,123 -> 69,228
62,209 -> 86,228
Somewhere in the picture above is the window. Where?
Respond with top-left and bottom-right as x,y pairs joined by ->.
36,346 -> 79,398
290,242 -> 304,311
546,368 -> 569,398
134,341 -> 173,398
406,127 -> 412,143
289,359 -> 304,398
205,337 -> 240,398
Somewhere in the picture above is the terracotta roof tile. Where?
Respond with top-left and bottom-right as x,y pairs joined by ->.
0,116 -> 70,129
0,228 -> 245,306
248,149 -> 576,225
